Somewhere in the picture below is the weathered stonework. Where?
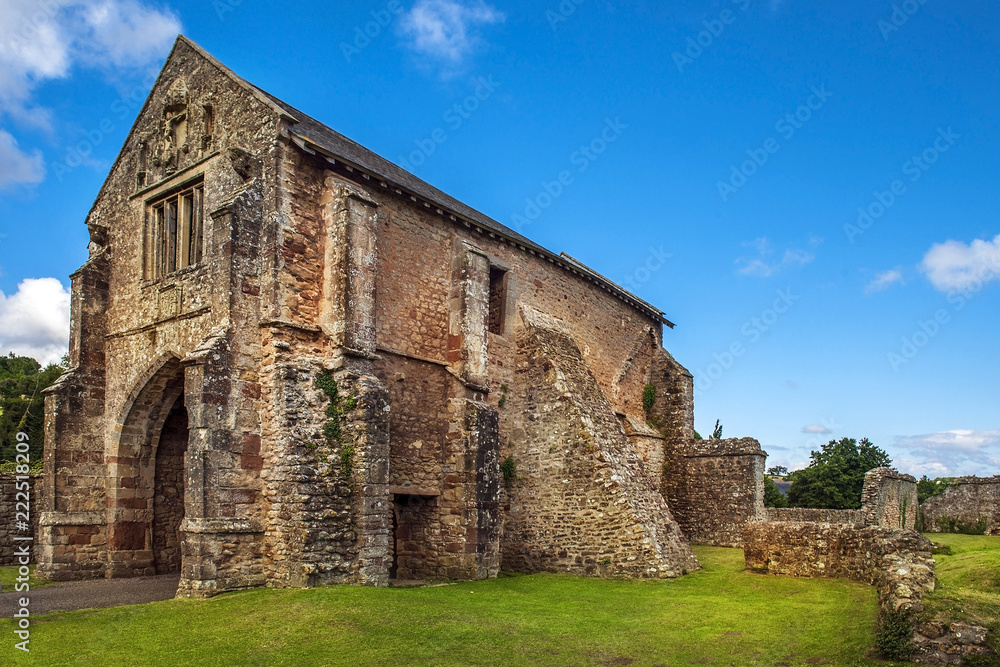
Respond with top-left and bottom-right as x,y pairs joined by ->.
862,467 -> 919,530
765,507 -> 864,524
921,476 -> 1000,535
743,522 -> 993,665
38,36 -> 751,596
743,521 -> 936,612
664,437 -> 767,547
0,473 -> 38,566
501,308 -> 699,578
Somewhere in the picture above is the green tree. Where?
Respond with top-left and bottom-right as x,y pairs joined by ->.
787,437 -> 892,509
711,420 -> 723,439
0,353 -> 66,464
767,465 -> 788,477
916,475 -> 953,503
763,476 -> 788,508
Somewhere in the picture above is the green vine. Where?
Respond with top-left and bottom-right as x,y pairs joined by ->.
316,371 -> 358,478
642,384 -> 656,416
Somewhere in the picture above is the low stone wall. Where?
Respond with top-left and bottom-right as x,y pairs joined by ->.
863,467 -> 918,529
765,507 -> 863,524
744,522 -> 992,664
0,472 -> 39,565
922,476 -> 1000,535
743,522 -> 935,609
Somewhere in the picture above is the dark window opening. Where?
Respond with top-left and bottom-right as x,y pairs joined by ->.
145,180 -> 204,280
488,266 -> 507,335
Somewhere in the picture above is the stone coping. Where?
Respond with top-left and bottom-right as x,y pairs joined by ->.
180,518 -> 263,534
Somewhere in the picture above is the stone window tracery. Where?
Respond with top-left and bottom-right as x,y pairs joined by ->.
144,179 -> 204,280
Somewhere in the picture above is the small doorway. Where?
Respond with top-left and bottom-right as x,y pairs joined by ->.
391,494 -> 439,580
152,394 -> 188,574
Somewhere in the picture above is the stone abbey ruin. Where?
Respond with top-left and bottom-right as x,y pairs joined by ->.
39,36 -> 766,594
43,37 -> 971,610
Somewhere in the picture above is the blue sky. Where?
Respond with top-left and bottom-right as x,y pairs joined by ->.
1,0 -> 998,477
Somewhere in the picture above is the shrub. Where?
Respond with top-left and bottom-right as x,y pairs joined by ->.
500,456 -> 516,485
874,607 -> 914,661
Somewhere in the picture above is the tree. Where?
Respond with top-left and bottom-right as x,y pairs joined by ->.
763,476 -> 788,508
916,475 -> 953,503
786,437 -> 892,509
767,465 -> 788,477
711,419 -> 723,439
0,353 -> 65,464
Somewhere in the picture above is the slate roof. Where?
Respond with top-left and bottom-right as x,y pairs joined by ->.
178,36 -> 675,328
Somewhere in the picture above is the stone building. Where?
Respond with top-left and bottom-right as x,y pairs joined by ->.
38,36 -> 762,596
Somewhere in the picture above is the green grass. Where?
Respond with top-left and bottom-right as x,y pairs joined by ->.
2,547 -> 912,666
922,533 -> 1000,655
0,565 -> 56,593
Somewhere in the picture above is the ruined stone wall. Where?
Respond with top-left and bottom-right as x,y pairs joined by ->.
743,522 -> 935,606
502,311 -> 699,578
922,476 -> 1000,535
664,437 -> 766,547
766,507 -> 863,524
862,467 -> 918,530
743,522 -> 993,664
0,473 -> 39,566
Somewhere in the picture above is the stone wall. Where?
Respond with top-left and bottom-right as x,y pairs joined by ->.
743,522 -> 935,606
0,473 -> 39,566
921,476 -> 1000,535
765,507 -> 864,524
744,522 -> 993,664
862,467 -> 918,530
664,437 -> 766,547
501,309 -> 699,578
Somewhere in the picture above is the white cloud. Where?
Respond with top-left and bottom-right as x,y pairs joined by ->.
0,277 -> 71,366
921,234 -> 1000,294
893,430 -> 1000,477
865,267 -> 904,294
0,0 -> 179,186
802,424 -> 833,435
400,0 -> 504,67
0,128 -> 45,189
736,238 -> 814,277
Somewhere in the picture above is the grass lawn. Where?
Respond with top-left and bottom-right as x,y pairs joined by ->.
2,546 -> 912,666
0,566 -> 56,593
921,533 -> 1000,656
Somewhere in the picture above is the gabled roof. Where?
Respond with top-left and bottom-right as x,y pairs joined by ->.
177,36 -> 675,328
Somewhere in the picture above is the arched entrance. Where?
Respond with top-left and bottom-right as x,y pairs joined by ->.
107,358 -> 190,579
153,395 -> 188,573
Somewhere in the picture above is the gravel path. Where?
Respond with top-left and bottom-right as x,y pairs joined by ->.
0,574 -> 180,616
